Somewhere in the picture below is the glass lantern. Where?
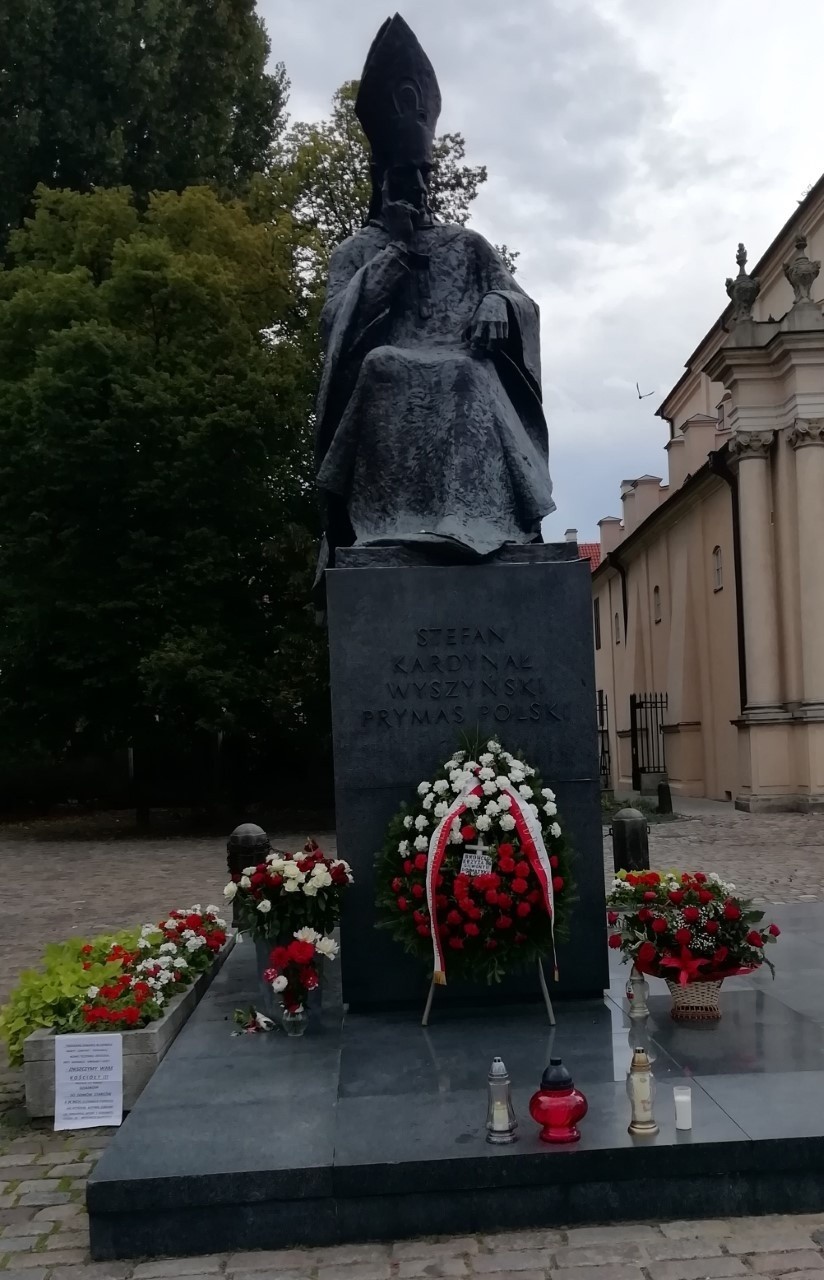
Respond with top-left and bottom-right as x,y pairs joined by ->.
486,1057 -> 518,1144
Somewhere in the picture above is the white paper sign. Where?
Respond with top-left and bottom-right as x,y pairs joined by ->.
460,851 -> 493,877
54,1034 -> 123,1131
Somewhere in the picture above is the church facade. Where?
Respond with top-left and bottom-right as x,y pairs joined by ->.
591,175 -> 824,811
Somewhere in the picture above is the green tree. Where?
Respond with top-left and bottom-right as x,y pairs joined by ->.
0,0 -> 287,251
0,186 -> 324,803
269,81 -> 517,277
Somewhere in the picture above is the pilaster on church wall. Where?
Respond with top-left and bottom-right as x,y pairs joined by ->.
773,427 -> 803,706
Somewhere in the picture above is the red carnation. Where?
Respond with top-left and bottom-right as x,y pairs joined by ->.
552,876 -> 564,893
498,857 -> 516,875
511,878 -> 528,895
607,911 -> 618,925
498,843 -> 514,859
638,907 -> 651,923
470,908 -> 483,921
514,933 -> 527,945
651,917 -> 667,934
464,922 -> 480,937
289,940 -> 315,966
637,941 -> 657,966
608,933 -> 622,949
683,906 -> 700,924
643,890 -> 657,902
675,927 -> 691,945
485,939 -> 498,950
416,924 -> 430,937
391,877 -> 403,893
411,884 -> 425,900
271,946 -> 288,967
414,854 -> 428,871
668,890 -> 684,905
397,897 -> 409,912
768,923 -> 781,937
723,902 -> 741,920
436,894 -> 448,911
746,930 -> 764,947
436,874 -> 444,888
460,824 -> 477,842
515,861 -> 530,878
447,910 -> 463,926
550,855 -> 559,869
714,945 -> 729,965
516,902 -> 531,919
496,915 -> 513,930
123,1006 -> 140,1026
528,890 -> 541,904
694,872 -> 707,884
81,945 -> 94,956
413,910 -> 425,925
699,889 -> 713,904
404,860 -> 414,876
448,937 -> 464,950
485,890 -> 499,905
705,920 -> 719,935
497,893 -> 512,910
459,897 -> 475,915
454,876 -> 470,896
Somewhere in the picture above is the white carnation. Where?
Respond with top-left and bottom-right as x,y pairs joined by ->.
417,781 -> 431,796
498,794 -> 512,810
449,826 -> 464,844
311,869 -> 332,888
267,857 -> 286,872
413,834 -> 428,852
282,861 -> 302,879
479,753 -> 494,766
86,986 -> 100,999
482,780 -> 497,795
550,822 -> 561,839
529,803 -> 539,816
495,776 -> 510,789
500,814 -> 516,831
475,815 -> 491,832
544,801 -> 557,816
398,840 -> 409,855
433,779 -> 449,794
256,899 -> 272,914
164,919 -> 177,930
479,767 -> 494,780
487,739 -> 501,753
434,802 -> 448,819
464,793 -> 481,809
242,867 -> 256,878
414,814 -> 428,830
541,788 -> 556,801
271,975 -> 288,993
451,778 -> 465,793
518,784 -> 533,798
316,936 -> 339,959
403,815 -> 413,829
486,800 -> 500,816
160,942 -> 177,954
523,765 -> 535,776
422,792 -> 434,810
137,936 -> 152,949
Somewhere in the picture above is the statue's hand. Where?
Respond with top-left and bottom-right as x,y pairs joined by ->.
383,199 -> 419,245
470,293 -> 509,352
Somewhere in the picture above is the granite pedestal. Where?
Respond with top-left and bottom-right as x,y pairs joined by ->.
326,544 -> 608,1009
88,904 -> 824,1260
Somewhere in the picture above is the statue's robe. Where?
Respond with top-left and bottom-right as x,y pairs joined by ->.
315,221 -> 555,569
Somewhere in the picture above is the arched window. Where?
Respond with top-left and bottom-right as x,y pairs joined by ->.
653,585 -> 662,623
614,611 -> 621,645
713,546 -> 723,591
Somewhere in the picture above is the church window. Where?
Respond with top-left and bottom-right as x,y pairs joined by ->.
614,611 -> 621,645
713,546 -> 723,591
653,585 -> 662,623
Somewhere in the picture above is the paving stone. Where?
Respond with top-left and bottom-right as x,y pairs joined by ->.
725,1237 -> 818,1256
660,1222 -> 746,1240
564,1226 -> 661,1245
475,1250 -> 556,1274
19,1191 -> 72,1208
14,1180 -> 61,1195
393,1239 -> 480,1260
0,1270 -> 48,1280
552,1269 -> 644,1280
33,1203 -> 84,1221
0,1156 -> 36,1168
746,1254 -> 824,1275
552,1244 -> 645,1267
228,1273 -> 311,1280
316,1243 -> 391,1264
646,1260 -> 749,1280
397,1259 -> 469,1278
50,1268 -> 132,1280
226,1250 -> 310,1271
1,1236 -> 47,1252
0,1168 -> 49,1182
481,1232 -> 563,1251
1,1220 -> 50,1237
316,1264 -> 390,1280
132,1258 -> 225,1278
17,1250 -> 90,1267
48,1164 -> 93,1178
0,1194 -> 19,1208
643,1240 -> 725,1262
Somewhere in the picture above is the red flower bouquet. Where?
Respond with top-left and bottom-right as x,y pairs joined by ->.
375,739 -> 574,985
263,928 -> 339,1015
606,870 -> 779,984
224,838 -> 353,942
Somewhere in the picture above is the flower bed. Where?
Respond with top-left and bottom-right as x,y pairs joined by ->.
0,905 -> 232,1118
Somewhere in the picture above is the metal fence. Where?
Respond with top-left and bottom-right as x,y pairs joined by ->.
629,691 -> 668,791
596,690 -> 611,789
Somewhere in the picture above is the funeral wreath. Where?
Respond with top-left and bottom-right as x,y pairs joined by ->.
376,740 -> 573,985
606,869 -> 780,984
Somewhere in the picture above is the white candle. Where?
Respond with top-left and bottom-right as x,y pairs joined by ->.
673,1086 -> 692,1130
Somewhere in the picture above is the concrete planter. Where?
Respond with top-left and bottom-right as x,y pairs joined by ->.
23,937 -> 234,1118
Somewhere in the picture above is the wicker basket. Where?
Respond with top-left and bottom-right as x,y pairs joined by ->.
666,979 -> 723,1021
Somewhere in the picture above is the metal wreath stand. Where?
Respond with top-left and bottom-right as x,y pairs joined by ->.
422,961 -> 556,1028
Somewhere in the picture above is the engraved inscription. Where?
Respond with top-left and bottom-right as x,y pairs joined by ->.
359,625 -> 570,730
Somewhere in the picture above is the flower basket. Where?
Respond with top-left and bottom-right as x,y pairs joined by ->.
666,978 -> 723,1022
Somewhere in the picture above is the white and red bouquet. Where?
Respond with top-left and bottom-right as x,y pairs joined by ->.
263,928 -> 339,1015
224,838 -> 353,942
606,869 -> 779,984
376,739 -> 573,985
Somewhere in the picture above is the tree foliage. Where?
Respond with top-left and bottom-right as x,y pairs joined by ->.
0,186 -> 323,777
0,0 -> 287,251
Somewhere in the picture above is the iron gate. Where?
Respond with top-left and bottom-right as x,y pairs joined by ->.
629,691 -> 668,791
596,690 -> 611,788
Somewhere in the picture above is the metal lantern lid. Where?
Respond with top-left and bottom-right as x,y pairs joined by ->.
227,823 -> 270,853
541,1057 -> 574,1091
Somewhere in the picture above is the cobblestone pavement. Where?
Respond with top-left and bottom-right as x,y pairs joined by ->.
2,808 -> 824,1276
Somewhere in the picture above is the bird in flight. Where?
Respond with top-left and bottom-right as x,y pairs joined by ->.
636,382 -> 654,400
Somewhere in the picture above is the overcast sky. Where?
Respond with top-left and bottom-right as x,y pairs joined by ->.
260,0 -> 824,539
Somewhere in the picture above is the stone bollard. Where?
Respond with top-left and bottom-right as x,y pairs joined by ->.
610,807 -> 650,873
226,823 -> 270,925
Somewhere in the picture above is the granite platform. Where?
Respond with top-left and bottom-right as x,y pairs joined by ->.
87,903 -> 824,1260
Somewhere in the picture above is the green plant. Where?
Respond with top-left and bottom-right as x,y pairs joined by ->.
0,931 -> 136,1066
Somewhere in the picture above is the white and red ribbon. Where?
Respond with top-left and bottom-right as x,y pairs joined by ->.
424,779 -> 557,986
